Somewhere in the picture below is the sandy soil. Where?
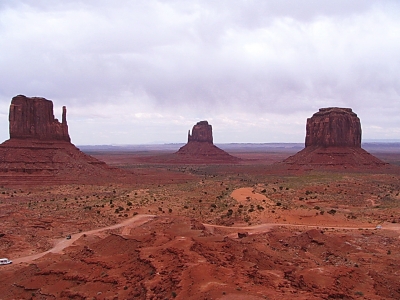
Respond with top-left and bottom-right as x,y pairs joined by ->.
1,149 -> 400,299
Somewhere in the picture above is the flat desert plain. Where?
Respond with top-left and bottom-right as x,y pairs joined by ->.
1,144 -> 400,300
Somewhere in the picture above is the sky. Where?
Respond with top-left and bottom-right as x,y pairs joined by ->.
0,0 -> 399,145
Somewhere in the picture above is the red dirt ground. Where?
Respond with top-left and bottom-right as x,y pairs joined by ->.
1,148 -> 400,299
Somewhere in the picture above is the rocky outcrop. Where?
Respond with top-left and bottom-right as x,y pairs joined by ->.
0,95 -> 129,185
283,107 -> 387,170
305,107 -> 361,148
9,95 -> 70,142
188,121 -> 213,143
173,121 -> 239,163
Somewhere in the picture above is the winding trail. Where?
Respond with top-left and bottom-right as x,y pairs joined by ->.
9,214 -> 400,265
12,214 -> 156,264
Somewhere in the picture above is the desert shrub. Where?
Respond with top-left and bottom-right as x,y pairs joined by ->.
261,189 -> 266,193
276,202 -> 281,206
327,209 -> 336,215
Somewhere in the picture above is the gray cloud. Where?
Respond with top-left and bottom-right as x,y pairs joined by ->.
0,0 -> 399,144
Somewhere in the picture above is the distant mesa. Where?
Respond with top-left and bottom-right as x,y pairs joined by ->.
283,107 -> 387,170
175,121 -> 239,162
0,95 -> 126,185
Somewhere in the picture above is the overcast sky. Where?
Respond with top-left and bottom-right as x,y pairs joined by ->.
1,0 -> 399,145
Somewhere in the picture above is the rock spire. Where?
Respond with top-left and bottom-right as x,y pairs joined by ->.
9,95 -> 70,142
0,95 -> 129,184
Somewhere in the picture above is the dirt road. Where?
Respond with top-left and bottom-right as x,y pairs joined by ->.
12,214 -> 156,264
9,214 -> 399,265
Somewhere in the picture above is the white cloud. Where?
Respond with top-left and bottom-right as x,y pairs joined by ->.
0,0 -> 399,144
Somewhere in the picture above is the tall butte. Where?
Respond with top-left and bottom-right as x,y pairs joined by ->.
175,121 -> 239,162
9,95 -> 70,142
283,107 -> 387,169
0,95 -> 126,185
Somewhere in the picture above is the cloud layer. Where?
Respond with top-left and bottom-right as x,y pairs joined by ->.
1,0 -> 399,144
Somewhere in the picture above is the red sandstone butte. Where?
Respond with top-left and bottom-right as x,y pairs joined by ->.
305,107 -> 361,148
188,120 -> 213,143
176,121 -> 239,162
9,95 -> 70,142
283,107 -> 387,170
0,95 -> 127,185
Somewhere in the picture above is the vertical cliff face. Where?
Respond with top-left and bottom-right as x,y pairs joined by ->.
174,120 -> 239,162
283,107 -> 386,170
9,95 -> 70,142
305,107 -> 361,148
188,121 -> 213,144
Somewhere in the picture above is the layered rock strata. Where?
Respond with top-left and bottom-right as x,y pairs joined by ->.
9,95 -> 70,142
175,121 -> 239,162
0,95 -> 125,185
283,107 -> 387,170
305,107 -> 361,148
188,121 -> 213,143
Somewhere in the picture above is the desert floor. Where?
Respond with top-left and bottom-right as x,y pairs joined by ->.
1,147 -> 400,300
